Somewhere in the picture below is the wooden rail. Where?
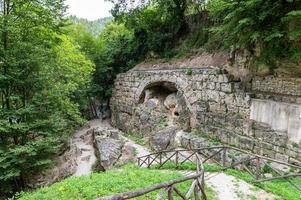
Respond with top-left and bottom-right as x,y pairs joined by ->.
96,146 -> 301,200
97,172 -> 204,200
98,150 -> 207,200
138,146 -> 301,192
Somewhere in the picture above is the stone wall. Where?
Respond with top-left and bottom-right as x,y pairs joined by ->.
110,69 -> 301,164
252,76 -> 301,104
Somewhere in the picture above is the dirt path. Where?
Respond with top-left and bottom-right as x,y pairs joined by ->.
120,135 -> 151,158
206,172 -> 275,200
73,119 -> 103,176
178,170 -> 275,200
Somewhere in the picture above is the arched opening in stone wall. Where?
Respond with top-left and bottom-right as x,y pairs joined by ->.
138,81 -> 178,104
136,81 -> 191,133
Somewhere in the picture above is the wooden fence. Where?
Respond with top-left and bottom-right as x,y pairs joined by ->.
97,146 -> 301,200
138,146 -> 301,192
98,150 -> 207,200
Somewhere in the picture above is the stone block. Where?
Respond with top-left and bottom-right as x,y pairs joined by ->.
218,75 -> 225,83
262,149 -> 276,158
238,136 -> 254,150
289,157 -> 301,166
275,153 -> 289,162
286,149 -> 298,158
221,83 -> 234,93
207,82 -> 216,90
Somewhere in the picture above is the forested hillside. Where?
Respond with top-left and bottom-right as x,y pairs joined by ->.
69,16 -> 112,36
1,0 -> 301,198
106,0 -> 301,75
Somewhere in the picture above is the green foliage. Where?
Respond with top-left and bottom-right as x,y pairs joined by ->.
185,68 -> 193,76
151,161 -> 223,172
207,0 -> 301,64
94,22 -> 139,101
103,0 -> 301,74
16,164 -> 218,200
0,0 -> 94,197
159,116 -> 168,128
67,21 -> 140,103
112,0 -> 189,57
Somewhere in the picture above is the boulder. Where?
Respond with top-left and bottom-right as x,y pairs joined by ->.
94,136 -> 123,170
93,127 -> 126,170
93,126 -> 120,139
139,111 -> 150,124
114,112 -> 133,132
149,126 -> 178,151
164,93 -> 178,110
146,98 -> 160,110
116,142 -> 136,165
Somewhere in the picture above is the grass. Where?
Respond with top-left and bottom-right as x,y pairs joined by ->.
226,169 -> 301,200
17,160 -> 301,200
151,161 -> 301,200
16,164 -> 218,200
123,132 -> 145,146
150,161 -> 222,172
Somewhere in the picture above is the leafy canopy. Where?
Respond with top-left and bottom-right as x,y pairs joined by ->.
207,0 -> 301,64
0,0 -> 94,197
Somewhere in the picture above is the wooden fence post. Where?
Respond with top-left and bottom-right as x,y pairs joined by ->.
175,151 -> 179,169
168,186 -> 174,200
255,156 -> 260,180
147,156 -> 151,168
159,153 -> 162,166
222,147 -> 227,167
194,183 -> 199,200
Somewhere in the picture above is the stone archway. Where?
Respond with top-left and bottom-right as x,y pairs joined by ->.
110,70 -> 200,134
134,79 -> 193,133
134,77 -> 193,113
138,81 -> 178,104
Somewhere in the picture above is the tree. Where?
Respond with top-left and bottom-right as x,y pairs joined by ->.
93,22 -> 138,102
0,0 -> 94,196
207,0 -> 301,65
69,15 -> 112,36
109,0 -> 190,55
67,20 -> 139,107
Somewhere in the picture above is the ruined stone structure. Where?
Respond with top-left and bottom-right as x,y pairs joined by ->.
110,68 -> 301,164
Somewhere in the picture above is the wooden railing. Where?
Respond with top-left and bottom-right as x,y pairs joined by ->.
98,150 -> 207,200
200,146 -> 301,188
97,146 -> 301,200
138,149 -> 202,168
138,146 -> 301,192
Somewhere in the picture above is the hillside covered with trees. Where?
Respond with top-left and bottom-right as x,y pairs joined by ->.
0,0 -> 301,198
69,16 -> 112,36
